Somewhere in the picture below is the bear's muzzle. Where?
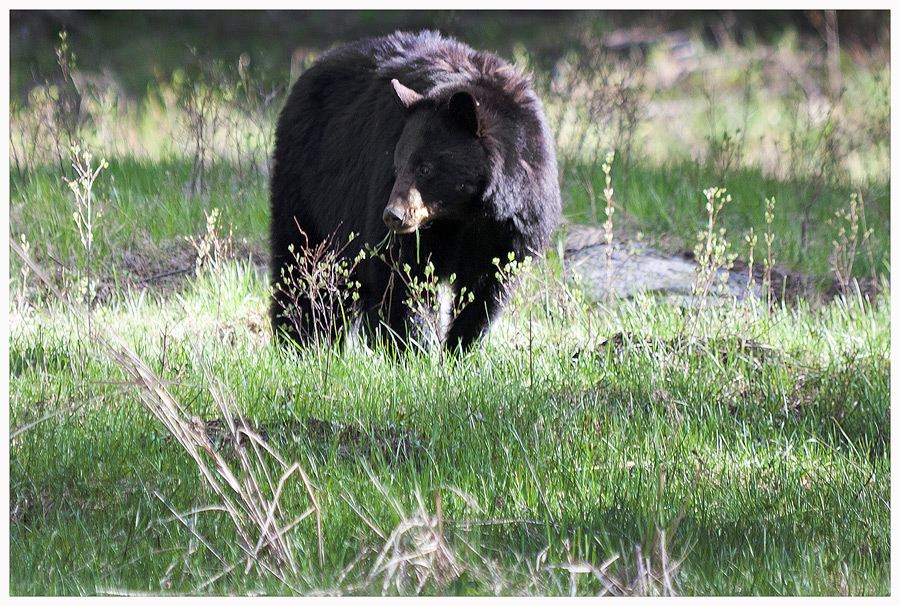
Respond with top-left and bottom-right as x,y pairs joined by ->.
383,186 -> 430,233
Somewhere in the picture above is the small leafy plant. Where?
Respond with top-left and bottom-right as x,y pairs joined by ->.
601,151 -> 616,302
63,143 -> 108,317
187,207 -> 235,276
274,229 -> 364,348
691,187 -> 737,309
763,196 -> 777,307
829,190 -> 876,297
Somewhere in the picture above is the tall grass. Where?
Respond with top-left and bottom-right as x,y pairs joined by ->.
11,207 -> 889,594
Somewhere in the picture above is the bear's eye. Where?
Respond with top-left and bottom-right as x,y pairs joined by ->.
416,163 -> 433,179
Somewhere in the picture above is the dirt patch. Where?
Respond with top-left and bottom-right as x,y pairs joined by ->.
27,237 -> 271,308
200,416 -> 426,464
588,331 -> 786,366
110,239 -> 268,293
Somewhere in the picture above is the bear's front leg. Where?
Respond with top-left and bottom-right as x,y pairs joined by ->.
361,269 -> 423,354
444,276 -> 510,352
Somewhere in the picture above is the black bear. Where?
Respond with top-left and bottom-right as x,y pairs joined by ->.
270,31 -> 560,352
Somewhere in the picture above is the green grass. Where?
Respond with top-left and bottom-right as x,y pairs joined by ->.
10,257 -> 890,595
8,13 -> 890,596
11,157 -> 269,283
564,161 -> 890,279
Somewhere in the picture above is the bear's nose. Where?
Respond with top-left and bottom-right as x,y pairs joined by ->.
383,205 -> 405,231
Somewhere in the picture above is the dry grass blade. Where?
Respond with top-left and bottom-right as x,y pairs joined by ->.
354,474 -> 462,595
152,490 -> 228,567
557,529 -> 684,598
366,507 -> 462,594
10,237 -> 323,578
625,531 -> 683,596
558,554 -> 623,596
248,461 -> 324,572
339,492 -> 386,540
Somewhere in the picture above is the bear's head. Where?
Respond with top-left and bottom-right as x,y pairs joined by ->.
383,79 -> 490,234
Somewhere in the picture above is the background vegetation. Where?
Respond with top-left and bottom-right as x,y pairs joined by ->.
8,10 -> 890,596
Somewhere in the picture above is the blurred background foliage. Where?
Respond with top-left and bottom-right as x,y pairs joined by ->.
10,10 -> 889,103
9,10 -> 891,283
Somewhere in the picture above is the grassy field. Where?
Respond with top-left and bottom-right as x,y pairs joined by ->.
8,11 -> 890,596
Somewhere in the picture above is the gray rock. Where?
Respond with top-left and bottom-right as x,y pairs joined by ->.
564,229 -> 761,305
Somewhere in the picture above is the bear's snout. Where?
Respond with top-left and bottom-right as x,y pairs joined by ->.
382,205 -> 406,231
383,187 -> 429,233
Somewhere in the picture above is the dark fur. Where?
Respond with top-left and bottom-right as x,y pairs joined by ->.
270,31 -> 560,351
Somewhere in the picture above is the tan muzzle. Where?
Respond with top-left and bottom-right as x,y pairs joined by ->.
382,187 -> 430,233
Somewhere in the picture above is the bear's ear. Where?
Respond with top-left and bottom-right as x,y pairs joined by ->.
448,91 -> 480,136
391,79 -> 424,110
